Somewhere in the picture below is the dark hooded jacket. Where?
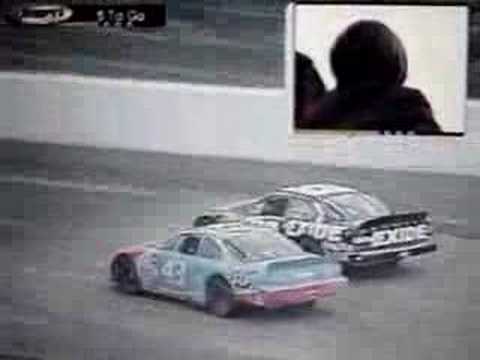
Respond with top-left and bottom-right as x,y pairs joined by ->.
299,20 -> 442,134
294,51 -> 326,128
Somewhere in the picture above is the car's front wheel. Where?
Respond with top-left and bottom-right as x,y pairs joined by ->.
206,277 -> 236,317
298,235 -> 324,255
111,255 -> 142,294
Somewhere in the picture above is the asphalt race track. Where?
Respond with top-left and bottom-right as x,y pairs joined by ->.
0,140 -> 479,360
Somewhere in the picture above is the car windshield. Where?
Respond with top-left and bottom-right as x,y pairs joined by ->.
326,192 -> 390,221
222,230 -> 303,262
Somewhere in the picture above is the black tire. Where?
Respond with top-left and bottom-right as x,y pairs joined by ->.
342,259 -> 400,275
297,300 -> 316,310
375,259 -> 401,272
340,262 -> 352,276
206,277 -> 236,318
382,259 -> 401,267
298,236 -> 324,255
111,255 -> 142,294
298,236 -> 312,251
286,299 -> 316,311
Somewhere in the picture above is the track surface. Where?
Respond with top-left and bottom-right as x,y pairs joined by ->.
0,140 -> 479,360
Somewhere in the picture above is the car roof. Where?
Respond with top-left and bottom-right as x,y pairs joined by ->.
277,183 -> 358,199
181,222 -> 275,239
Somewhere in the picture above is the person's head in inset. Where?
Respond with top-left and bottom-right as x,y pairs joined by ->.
330,20 -> 408,91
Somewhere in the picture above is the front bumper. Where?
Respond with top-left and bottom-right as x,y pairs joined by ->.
236,277 -> 347,309
333,241 -> 437,266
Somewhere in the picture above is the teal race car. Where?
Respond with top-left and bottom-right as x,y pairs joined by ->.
110,223 -> 347,317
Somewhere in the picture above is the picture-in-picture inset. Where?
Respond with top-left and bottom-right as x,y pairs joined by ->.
294,3 -> 468,135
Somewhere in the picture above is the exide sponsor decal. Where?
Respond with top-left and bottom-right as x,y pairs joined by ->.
282,220 -> 344,241
282,219 -> 431,244
353,224 -> 432,245
369,224 -> 431,244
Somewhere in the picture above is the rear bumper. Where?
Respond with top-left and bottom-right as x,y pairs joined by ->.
335,241 -> 437,266
236,277 -> 347,309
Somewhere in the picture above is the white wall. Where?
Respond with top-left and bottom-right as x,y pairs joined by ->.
0,72 -> 289,159
1,71 -> 479,176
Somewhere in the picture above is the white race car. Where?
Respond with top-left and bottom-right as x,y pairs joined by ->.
193,184 -> 437,268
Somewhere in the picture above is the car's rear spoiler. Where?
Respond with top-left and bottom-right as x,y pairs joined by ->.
357,212 -> 429,230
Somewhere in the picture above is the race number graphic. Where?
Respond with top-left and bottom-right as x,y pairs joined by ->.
161,260 -> 187,287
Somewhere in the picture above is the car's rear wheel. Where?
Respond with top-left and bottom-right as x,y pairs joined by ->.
342,258 -> 400,275
111,255 -> 142,294
298,236 -> 324,255
297,300 -> 316,310
382,259 -> 401,267
206,277 -> 236,318
285,299 -> 316,311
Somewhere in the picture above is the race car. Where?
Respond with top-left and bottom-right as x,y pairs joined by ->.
193,184 -> 437,267
4,3 -> 73,26
110,223 -> 347,317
